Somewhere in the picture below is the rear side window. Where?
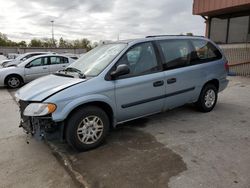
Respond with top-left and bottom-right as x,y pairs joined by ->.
64,57 -> 69,63
191,40 -> 222,65
50,56 -> 69,64
158,40 -> 192,70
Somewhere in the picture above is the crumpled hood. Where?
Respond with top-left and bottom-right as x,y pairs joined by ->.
15,74 -> 86,101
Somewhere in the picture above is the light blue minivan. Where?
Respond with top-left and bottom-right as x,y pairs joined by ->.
15,36 -> 229,151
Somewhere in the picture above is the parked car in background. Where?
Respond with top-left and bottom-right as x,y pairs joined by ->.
0,59 -> 12,67
7,53 -> 19,60
2,52 -> 56,67
0,55 -> 7,61
0,54 -> 75,88
15,36 -> 229,151
62,53 -> 80,60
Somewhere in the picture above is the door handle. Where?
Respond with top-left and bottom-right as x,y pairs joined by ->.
167,78 -> 176,84
153,80 -> 164,87
43,67 -> 48,69
62,65 -> 66,67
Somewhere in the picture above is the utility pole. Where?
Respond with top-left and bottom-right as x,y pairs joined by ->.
51,20 -> 55,47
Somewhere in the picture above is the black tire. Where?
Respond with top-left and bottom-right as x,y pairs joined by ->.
195,84 -> 218,112
5,75 -> 23,88
65,106 -> 110,151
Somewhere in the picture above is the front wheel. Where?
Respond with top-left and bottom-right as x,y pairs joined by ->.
66,106 -> 110,151
6,75 -> 22,88
195,84 -> 218,112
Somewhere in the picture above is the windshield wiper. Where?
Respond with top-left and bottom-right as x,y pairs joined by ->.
59,67 -> 86,79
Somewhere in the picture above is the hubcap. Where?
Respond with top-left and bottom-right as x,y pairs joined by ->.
204,89 -> 216,108
77,116 -> 104,144
8,77 -> 20,88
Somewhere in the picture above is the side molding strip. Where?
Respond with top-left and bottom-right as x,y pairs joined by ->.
121,87 -> 195,108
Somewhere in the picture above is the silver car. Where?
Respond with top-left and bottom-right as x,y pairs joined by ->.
0,59 -> 12,67
2,52 -> 55,67
0,54 -> 75,88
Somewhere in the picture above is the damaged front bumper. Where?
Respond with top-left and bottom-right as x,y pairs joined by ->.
18,100 -> 64,141
19,116 -> 60,139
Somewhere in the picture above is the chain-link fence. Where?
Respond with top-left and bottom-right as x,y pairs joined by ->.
220,44 -> 250,76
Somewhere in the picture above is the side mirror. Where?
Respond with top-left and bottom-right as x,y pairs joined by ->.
25,64 -> 33,68
110,64 -> 130,79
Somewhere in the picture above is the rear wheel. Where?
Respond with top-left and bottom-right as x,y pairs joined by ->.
6,75 -> 22,88
195,84 -> 218,112
66,106 -> 109,151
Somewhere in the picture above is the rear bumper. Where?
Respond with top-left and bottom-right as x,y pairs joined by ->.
219,78 -> 229,92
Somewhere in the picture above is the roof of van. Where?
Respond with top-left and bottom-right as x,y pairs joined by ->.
109,35 -> 208,45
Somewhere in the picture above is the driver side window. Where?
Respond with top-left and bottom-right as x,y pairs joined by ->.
116,42 -> 159,77
29,57 -> 48,67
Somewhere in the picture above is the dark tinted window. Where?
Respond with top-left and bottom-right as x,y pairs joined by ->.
50,56 -> 68,64
116,42 -> 159,77
64,57 -> 69,63
210,17 -> 228,44
228,16 -> 249,43
158,40 -> 191,70
191,40 -> 222,64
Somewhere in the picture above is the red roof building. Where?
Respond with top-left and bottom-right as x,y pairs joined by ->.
193,0 -> 250,44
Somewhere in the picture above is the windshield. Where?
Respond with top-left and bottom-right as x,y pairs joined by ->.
68,43 -> 127,76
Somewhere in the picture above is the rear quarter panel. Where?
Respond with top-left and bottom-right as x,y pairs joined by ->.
196,58 -> 228,95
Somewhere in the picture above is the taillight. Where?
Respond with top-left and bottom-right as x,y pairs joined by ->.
224,61 -> 229,73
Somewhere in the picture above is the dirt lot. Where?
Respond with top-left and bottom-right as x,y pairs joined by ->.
3,76 -> 250,188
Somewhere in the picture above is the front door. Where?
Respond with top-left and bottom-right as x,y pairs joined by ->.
113,42 -> 165,122
24,57 -> 49,82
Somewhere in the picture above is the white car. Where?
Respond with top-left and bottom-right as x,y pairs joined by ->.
0,55 -> 11,68
0,59 -> 12,67
2,52 -> 55,67
7,53 -> 19,59
0,55 -> 7,61
0,54 -> 75,88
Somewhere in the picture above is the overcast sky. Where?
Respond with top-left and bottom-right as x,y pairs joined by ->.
0,0 -> 205,42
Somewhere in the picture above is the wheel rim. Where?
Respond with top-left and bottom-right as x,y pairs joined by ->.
77,115 -> 104,144
8,77 -> 20,88
204,89 -> 216,108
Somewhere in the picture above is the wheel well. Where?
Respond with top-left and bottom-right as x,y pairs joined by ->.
4,74 -> 24,85
204,79 -> 219,90
63,101 -> 114,139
